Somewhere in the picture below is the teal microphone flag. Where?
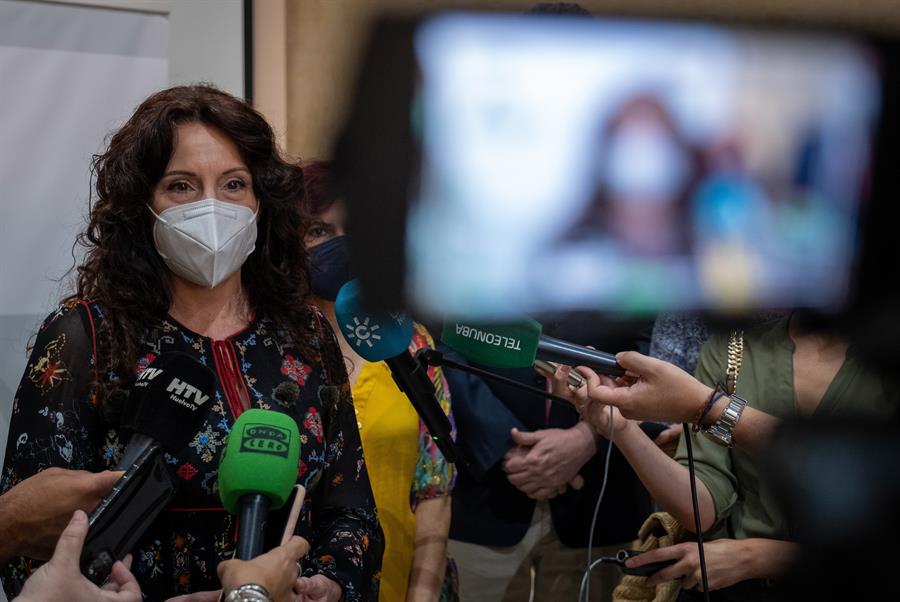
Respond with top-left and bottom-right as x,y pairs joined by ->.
441,318 -> 543,369
219,408 -> 301,515
335,278 -> 414,362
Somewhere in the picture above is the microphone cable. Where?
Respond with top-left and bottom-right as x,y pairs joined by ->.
682,422 -> 711,602
578,414 -> 711,602
579,404 -> 614,602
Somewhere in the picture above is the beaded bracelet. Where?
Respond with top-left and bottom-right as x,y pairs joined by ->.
692,384 -> 727,432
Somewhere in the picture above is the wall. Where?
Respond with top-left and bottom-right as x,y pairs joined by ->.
252,0 -> 288,147
0,7 -> 245,585
169,0 -> 244,97
0,1 -> 168,492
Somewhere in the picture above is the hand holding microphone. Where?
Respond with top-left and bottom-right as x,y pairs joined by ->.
15,510 -> 140,602
163,538 -> 310,602
6,353 -> 215,598
575,351 -> 713,425
534,360 -> 584,404
216,536 -> 310,602
217,409 -> 344,601
534,359 -> 584,390
82,352 -> 216,585
164,535 -> 311,602
0,468 -> 123,563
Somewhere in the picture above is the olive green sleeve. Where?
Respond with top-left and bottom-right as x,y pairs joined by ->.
674,334 -> 739,528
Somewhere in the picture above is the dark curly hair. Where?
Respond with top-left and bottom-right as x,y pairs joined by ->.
67,84 -> 314,402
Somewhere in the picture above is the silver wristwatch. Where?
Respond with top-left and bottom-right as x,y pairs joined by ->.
701,394 -> 747,448
222,584 -> 273,602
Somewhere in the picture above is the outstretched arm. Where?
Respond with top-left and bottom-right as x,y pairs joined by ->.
574,388 -> 718,534
579,351 -> 780,455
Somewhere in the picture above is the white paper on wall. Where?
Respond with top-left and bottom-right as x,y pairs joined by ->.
0,2 -> 168,557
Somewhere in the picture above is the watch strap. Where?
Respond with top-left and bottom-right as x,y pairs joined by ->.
701,394 -> 747,448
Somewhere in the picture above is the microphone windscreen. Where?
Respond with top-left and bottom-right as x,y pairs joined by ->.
125,352 -> 216,450
218,408 -> 301,514
334,279 -> 414,362
441,319 -> 542,368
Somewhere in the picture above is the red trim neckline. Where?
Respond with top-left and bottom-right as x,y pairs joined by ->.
163,313 -> 258,342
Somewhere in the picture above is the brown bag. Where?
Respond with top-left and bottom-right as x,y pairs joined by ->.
612,512 -> 686,602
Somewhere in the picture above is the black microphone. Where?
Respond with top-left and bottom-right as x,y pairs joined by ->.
384,352 -> 458,464
105,352 -> 215,483
536,334 -> 625,378
81,352 -> 215,584
334,281 -> 459,464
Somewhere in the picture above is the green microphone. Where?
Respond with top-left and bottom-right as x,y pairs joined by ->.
441,319 -> 543,369
219,408 -> 301,559
442,318 -> 625,376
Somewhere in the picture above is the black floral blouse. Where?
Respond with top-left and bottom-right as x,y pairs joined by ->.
0,301 -> 383,601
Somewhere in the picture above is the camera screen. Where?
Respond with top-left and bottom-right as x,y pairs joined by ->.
406,13 -> 882,317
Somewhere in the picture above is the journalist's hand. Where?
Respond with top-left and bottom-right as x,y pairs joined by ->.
219,536 -> 310,602
15,510 -> 141,602
0,467 -> 123,562
577,352 -> 712,424
629,540 -> 752,591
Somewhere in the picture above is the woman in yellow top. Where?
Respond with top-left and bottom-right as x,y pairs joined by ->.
300,160 -> 458,602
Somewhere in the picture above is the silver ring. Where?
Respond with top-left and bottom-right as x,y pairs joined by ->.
296,560 -> 303,576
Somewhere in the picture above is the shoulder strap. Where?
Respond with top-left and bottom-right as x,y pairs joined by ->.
77,300 -> 100,390
309,305 -> 346,385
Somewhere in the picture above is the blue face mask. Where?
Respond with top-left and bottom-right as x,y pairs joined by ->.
308,235 -> 353,301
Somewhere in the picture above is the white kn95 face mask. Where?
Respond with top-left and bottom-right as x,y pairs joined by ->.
150,198 -> 258,288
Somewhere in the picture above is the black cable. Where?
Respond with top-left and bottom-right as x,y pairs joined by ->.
682,422 -> 711,602
580,405 -> 614,602
417,348 -> 574,404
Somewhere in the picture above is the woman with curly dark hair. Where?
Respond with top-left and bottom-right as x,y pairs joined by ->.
0,85 -> 382,601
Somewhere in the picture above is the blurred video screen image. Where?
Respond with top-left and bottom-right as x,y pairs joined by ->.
407,13 -> 882,318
